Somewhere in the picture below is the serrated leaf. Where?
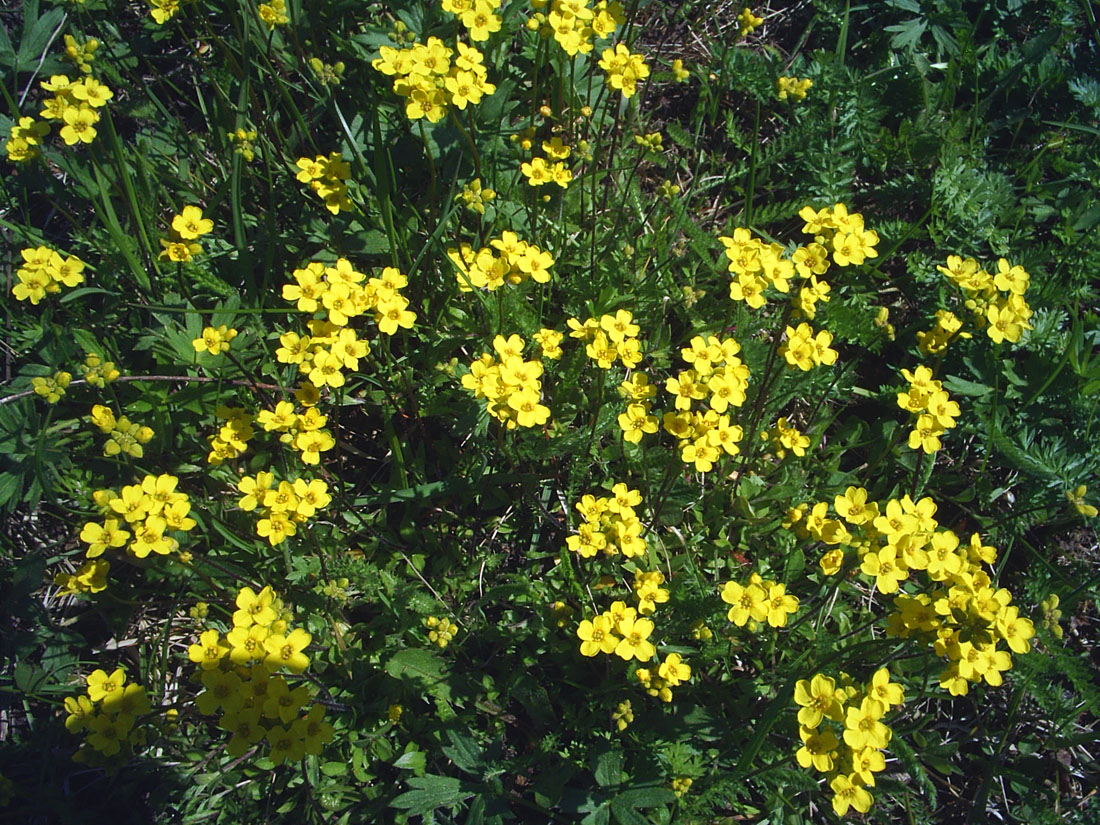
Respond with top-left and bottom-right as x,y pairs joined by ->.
17,7 -> 66,69
443,730 -> 484,775
609,798 -> 650,825
391,775 -> 477,815
665,119 -> 693,148
593,748 -> 624,788
885,19 -> 927,52
385,648 -> 453,704
612,786 -> 676,809
580,802 -> 611,825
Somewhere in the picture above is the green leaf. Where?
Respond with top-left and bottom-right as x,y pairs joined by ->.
593,748 -> 624,788
385,648 -> 453,704
393,751 -> 426,772
609,798 -> 650,825
16,6 -> 66,70
580,802 -> 611,825
942,375 -> 993,397
442,730 -> 485,775
612,786 -> 676,809
391,775 -> 477,815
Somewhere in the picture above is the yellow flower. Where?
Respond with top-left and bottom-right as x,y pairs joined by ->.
258,0 -> 289,29
830,774 -> 873,816
188,629 -> 230,670
598,44 -> 650,99
158,237 -> 202,262
264,627 -> 312,673
86,667 -> 127,702
172,205 -> 214,239
793,674 -> 842,727
59,105 -> 99,145
1067,485 -> 1097,517
577,615 -> 618,656
721,580 -> 767,626
149,0 -> 181,25
193,325 -> 238,355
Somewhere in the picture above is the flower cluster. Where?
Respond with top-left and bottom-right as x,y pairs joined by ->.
777,76 -> 812,101
54,558 -> 110,595
4,115 -> 50,163
660,334 -> 749,471
565,483 -> 647,558
193,324 -> 238,356
257,0 -> 289,29
425,616 -> 460,648
721,574 -> 800,628
936,255 -> 1033,344
737,7 -> 764,37
780,322 -> 838,371
64,668 -> 152,759
568,311 -> 643,370
634,569 -> 669,613
32,371 -> 73,404
598,44 -> 650,98
916,309 -> 970,355
38,74 -> 114,148
281,259 -> 415,344
160,205 -> 215,262
442,0 -> 502,41
1040,594 -> 1064,638
612,699 -> 634,731
577,600 -> 655,661
89,405 -> 155,458
447,232 -> 556,291
616,371 -> 659,443
461,334 -> 551,429
63,34 -> 99,74
760,417 -> 810,458
237,472 -> 331,546
520,153 -> 573,188
787,489 -> 1035,696
188,586 -> 335,762
294,152 -> 353,214
636,652 -> 691,702
80,474 -> 196,561
576,567 -> 686,704
372,38 -> 496,123
670,776 -> 693,797
308,57 -> 346,86
633,131 -> 663,152
227,127 -> 258,161
885,544 -> 1035,696
896,365 -> 960,453
11,245 -> 86,304
792,668 -> 903,816
232,397 -> 336,466
530,0 -> 624,57
798,202 -> 879,267
206,405 -> 257,464
458,177 -> 496,214
80,352 -> 120,387
721,227 -> 797,308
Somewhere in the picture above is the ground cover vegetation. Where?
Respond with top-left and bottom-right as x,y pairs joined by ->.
1,0 -> 1099,822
